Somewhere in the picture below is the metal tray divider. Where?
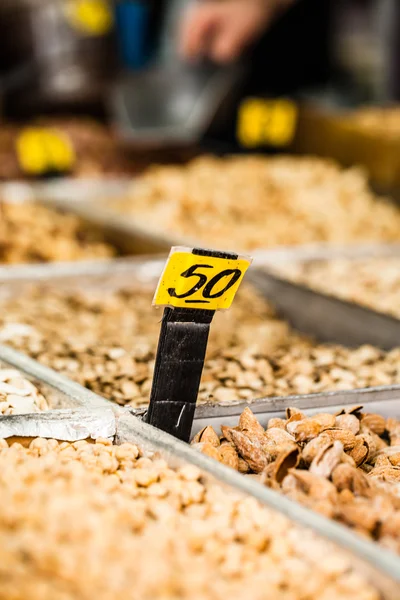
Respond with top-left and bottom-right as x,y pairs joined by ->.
253,242 -> 400,330
0,407 -> 116,441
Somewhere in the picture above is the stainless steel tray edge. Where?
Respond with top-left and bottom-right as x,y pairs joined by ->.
252,242 -> 400,265
248,268 -> 400,349
40,195 -> 188,255
0,255 -> 166,283
191,384 -> 400,421
0,407 -> 116,441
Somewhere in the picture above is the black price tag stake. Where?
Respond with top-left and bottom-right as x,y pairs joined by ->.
146,247 -> 252,442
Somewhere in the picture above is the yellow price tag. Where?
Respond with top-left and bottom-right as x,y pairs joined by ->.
16,128 -> 76,176
153,247 -> 252,311
237,98 -> 298,148
64,0 -> 113,36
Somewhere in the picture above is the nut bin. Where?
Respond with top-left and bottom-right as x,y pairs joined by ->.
62,155 -> 400,253
1,256 -> 400,415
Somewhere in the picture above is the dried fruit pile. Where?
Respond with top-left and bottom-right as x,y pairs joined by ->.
1,284 -> 400,407
192,406 -> 400,553
0,368 -> 48,414
0,202 -> 116,264
115,155 -> 400,250
0,436 -> 379,599
276,257 -> 400,319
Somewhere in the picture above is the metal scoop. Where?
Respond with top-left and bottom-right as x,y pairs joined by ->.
111,60 -> 244,147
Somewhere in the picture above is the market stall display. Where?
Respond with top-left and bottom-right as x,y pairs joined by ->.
0,433 -> 383,600
191,403 -> 400,555
2,274 -> 400,408
106,155 -> 400,251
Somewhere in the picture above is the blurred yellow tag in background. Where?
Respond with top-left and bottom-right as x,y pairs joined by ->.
64,0 -> 113,36
237,98 -> 298,148
16,128 -> 76,176
153,247 -> 252,311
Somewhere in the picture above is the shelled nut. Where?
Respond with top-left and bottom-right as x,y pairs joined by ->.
0,437 -> 380,599
192,406 -> 400,554
0,368 -> 48,414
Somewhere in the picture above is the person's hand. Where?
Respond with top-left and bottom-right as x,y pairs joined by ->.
180,0 -> 295,64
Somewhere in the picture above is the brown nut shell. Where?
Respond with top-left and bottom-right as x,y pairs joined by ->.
361,413 -> 386,436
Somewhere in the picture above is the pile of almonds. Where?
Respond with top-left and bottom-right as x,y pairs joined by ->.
0,436 -> 380,599
0,202 -> 116,264
192,406 -> 400,554
0,368 -> 48,414
1,284 -> 400,407
276,257 -> 400,319
115,155 -> 400,250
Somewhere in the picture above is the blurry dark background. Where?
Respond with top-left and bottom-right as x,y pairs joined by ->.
0,0 -> 397,150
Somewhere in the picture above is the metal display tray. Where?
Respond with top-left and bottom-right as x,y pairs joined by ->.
253,242 -> 400,348
33,178 -> 184,255
32,167 -> 400,259
0,381 -> 398,599
2,255 -> 400,421
191,390 -> 400,434
0,179 -> 169,257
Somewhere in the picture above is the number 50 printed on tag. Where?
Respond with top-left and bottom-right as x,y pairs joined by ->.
153,247 -> 252,311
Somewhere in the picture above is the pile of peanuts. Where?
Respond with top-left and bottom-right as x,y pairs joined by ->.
0,436 -> 380,599
115,155 -> 400,250
0,203 -> 116,264
1,284 -> 400,407
192,406 -> 400,554
0,368 -> 48,414
276,257 -> 400,319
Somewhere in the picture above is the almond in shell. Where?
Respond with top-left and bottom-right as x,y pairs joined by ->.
230,429 -> 272,474
218,444 -> 239,470
286,417 -> 322,442
309,441 -> 343,479
332,463 -> 371,496
323,428 -> 357,451
335,413 -> 360,435
261,446 -> 300,488
286,469 -> 338,503
301,434 -> 332,465
238,407 -> 264,435
191,426 -> 220,448
349,437 -> 369,467
361,413 -> 386,436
